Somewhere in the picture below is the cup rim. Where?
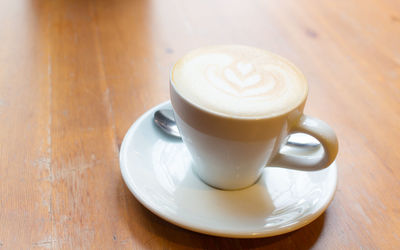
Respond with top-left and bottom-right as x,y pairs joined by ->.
169,46 -> 309,120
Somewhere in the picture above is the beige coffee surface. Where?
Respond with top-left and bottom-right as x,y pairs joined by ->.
172,45 -> 308,118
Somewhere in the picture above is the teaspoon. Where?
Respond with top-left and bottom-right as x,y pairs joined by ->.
154,109 -> 320,148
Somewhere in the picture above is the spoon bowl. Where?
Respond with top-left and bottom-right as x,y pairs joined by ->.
154,109 -> 181,138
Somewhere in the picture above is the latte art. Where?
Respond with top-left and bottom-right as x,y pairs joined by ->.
172,45 -> 308,118
208,62 -> 264,96
206,62 -> 290,98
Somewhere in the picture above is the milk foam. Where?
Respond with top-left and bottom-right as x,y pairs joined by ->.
172,45 -> 308,118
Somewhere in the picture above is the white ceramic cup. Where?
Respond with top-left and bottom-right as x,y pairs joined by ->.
170,54 -> 338,190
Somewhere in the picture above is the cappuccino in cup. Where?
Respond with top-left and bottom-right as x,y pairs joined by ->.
172,45 -> 307,118
170,45 -> 338,190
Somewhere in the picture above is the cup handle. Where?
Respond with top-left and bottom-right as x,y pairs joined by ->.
269,115 -> 338,171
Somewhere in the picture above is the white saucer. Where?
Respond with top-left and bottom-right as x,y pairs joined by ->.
120,101 -> 337,238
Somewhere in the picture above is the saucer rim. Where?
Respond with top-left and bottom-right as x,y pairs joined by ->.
119,101 -> 338,238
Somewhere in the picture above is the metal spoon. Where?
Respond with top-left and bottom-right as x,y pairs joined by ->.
154,109 -> 181,138
154,109 -> 320,148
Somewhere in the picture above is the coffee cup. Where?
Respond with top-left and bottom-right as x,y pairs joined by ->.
170,45 -> 338,190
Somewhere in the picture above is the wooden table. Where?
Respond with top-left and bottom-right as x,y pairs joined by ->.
1,0 -> 399,248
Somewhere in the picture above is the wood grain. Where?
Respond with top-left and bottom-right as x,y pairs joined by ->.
0,0 -> 399,248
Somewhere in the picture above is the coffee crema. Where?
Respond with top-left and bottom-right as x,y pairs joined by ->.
171,45 -> 308,118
